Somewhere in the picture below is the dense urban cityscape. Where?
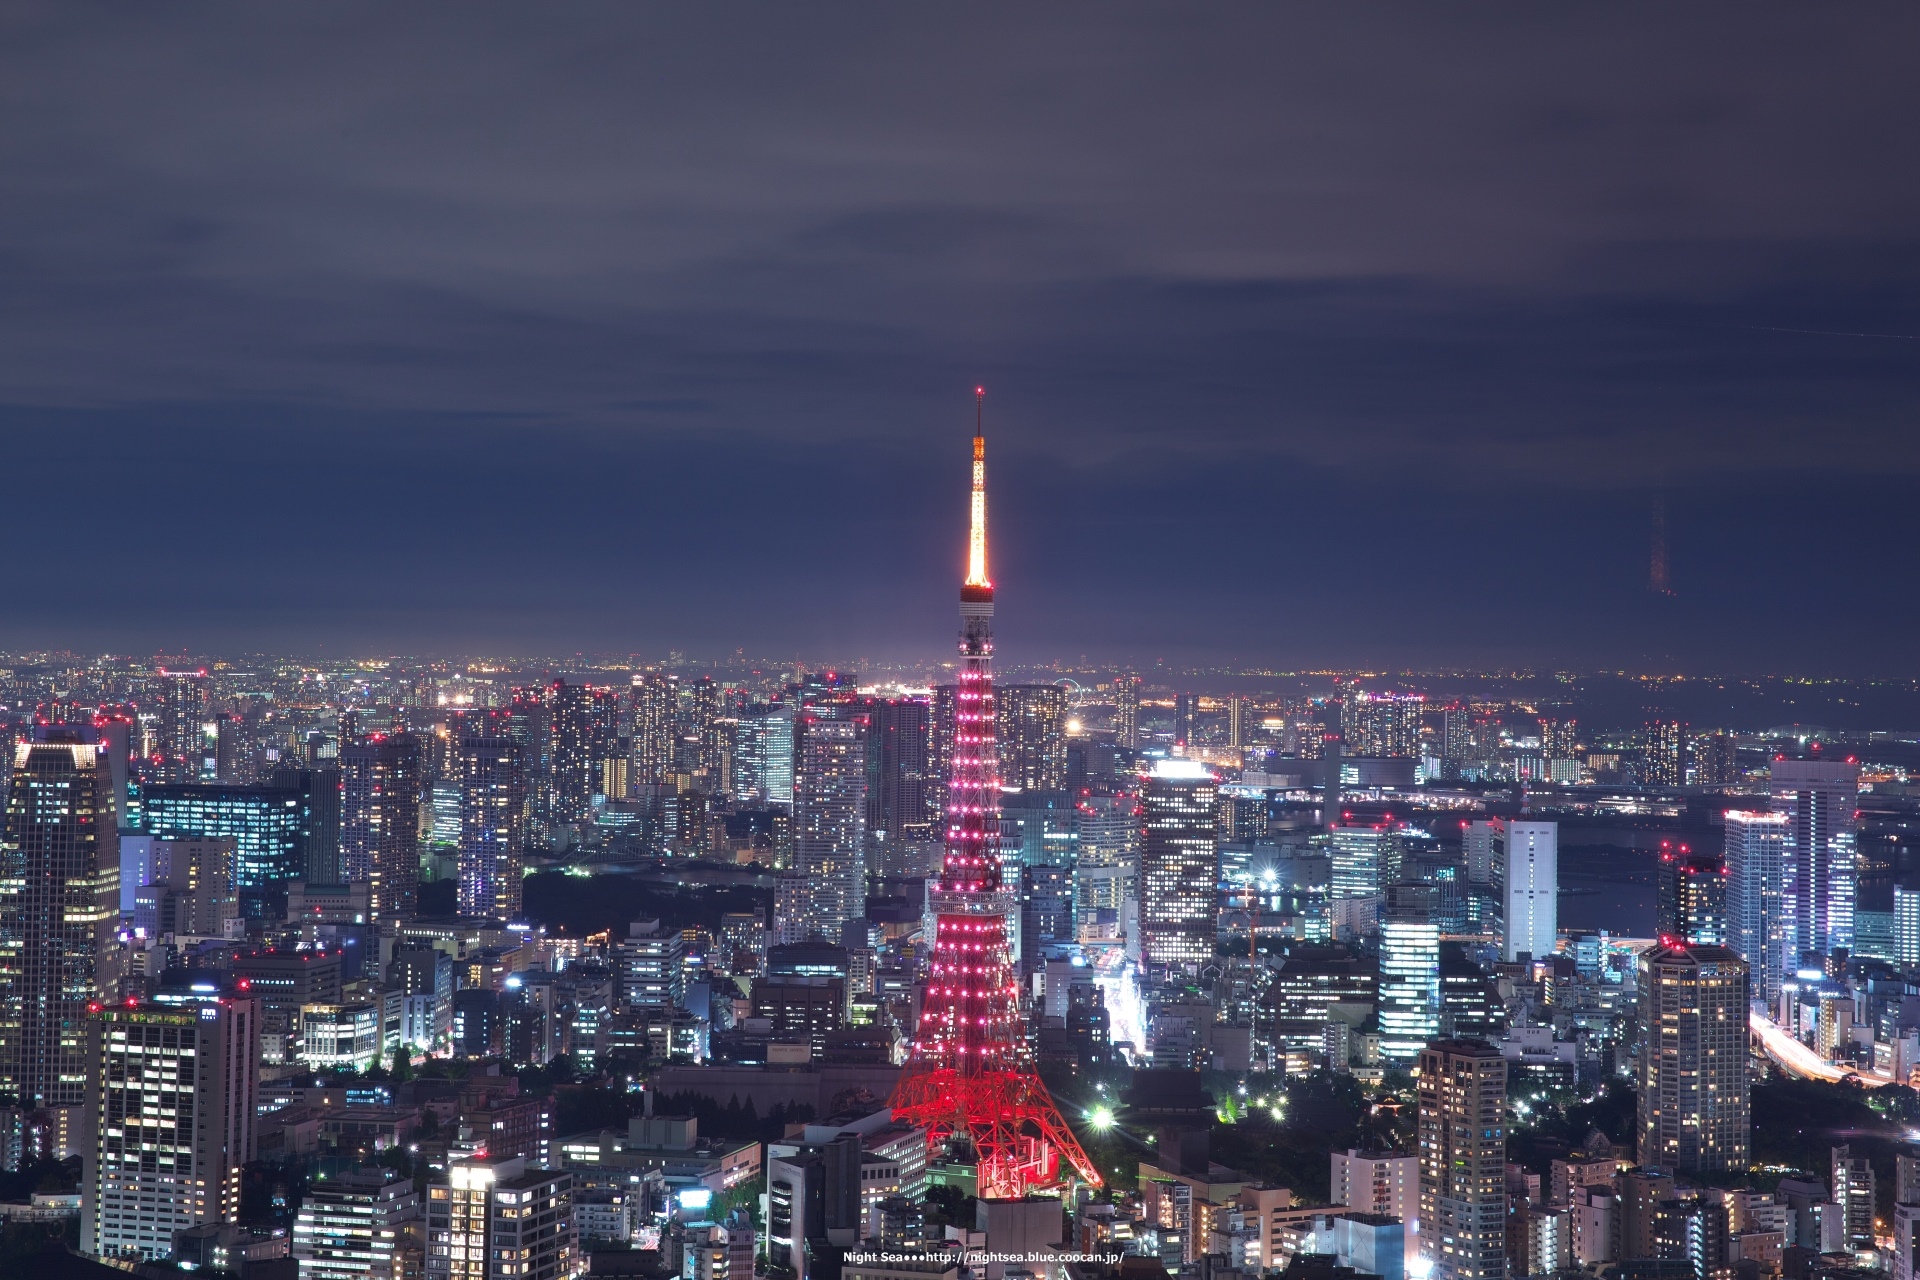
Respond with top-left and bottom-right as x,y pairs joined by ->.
7,8 -> 1920,1280
0,418 -> 1918,1280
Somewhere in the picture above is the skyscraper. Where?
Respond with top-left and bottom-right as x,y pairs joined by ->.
1378,884 -> 1441,1064
0,727 -> 121,1111
1140,759 -> 1219,973
1772,758 -> 1861,963
1418,1039 -> 1507,1280
732,703 -> 796,807
549,681 -> 617,822
1497,820 -> 1556,962
1643,720 -> 1687,788
1228,695 -> 1253,751
630,672 -> 678,787
153,668 -> 210,783
1725,809 -> 1789,1003
998,684 -> 1068,792
1330,820 -> 1399,902
1114,675 -> 1141,751
1174,693 -> 1199,749
792,715 -> 868,940
424,1156 -> 579,1280
865,696 -> 933,844
81,998 -> 259,1261
341,733 -> 423,922
1635,943 -> 1750,1173
457,736 -> 527,921
889,391 -> 1097,1200
1656,845 -> 1728,945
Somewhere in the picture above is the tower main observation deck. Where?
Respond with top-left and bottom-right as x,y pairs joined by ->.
888,391 -> 1101,1199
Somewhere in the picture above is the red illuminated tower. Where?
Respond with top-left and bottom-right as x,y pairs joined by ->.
889,390 -> 1101,1199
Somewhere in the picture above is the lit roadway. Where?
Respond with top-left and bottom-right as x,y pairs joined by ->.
1749,1009 -> 1893,1088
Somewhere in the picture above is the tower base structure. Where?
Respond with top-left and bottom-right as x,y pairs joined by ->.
890,1065 -> 1101,1199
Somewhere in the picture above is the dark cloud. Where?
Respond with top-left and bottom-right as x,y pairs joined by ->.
0,3 -> 1916,670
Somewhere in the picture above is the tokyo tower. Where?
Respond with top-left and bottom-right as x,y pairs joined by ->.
889,389 -> 1102,1199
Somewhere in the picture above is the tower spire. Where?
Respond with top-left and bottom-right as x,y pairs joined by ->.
967,386 -> 990,591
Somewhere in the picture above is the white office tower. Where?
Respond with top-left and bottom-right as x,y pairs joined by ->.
1378,885 -> 1441,1064
295,1170 -> 420,1280
1725,809 -> 1790,1004
1498,820 -> 1557,962
82,999 -> 259,1261
1771,758 -> 1861,963
426,1156 -> 579,1280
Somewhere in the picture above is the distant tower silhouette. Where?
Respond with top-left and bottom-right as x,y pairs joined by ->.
1649,494 -> 1674,596
889,390 -> 1100,1198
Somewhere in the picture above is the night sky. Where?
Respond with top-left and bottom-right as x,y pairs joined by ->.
5,6 -> 1920,671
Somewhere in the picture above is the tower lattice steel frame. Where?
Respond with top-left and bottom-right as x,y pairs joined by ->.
889,390 -> 1101,1199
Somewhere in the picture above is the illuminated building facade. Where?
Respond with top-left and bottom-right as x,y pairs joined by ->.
1656,844 -> 1728,945
1643,720 -> 1687,788
1771,758 -> 1861,963
457,736 -> 528,921
998,684 -> 1068,793
1725,809 -> 1789,1003
1635,943 -> 1749,1173
550,681 -> 618,823
425,1156 -> 578,1280
1497,820 -> 1557,962
890,392 -> 1098,1199
630,672 -> 678,787
0,728 -> 122,1110
154,668 -> 210,784
293,1170 -> 419,1280
1114,675 -> 1141,750
81,999 -> 258,1261
1140,759 -> 1218,972
341,734 -> 423,921
144,780 -> 310,890
1378,885 -> 1440,1063
793,715 -> 868,940
1418,1039 -> 1507,1280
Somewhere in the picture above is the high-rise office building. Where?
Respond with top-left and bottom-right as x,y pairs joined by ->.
630,673 -> 678,788
1418,1039 -> 1507,1280
998,684 -> 1068,793
1772,758 -> 1861,963
1635,943 -> 1749,1173
1834,1145 -> 1876,1252
0,728 -> 121,1110
1441,706 -> 1474,771
147,776 -> 325,890
1463,819 -> 1498,887
1227,696 -> 1253,752
504,687 -> 554,825
1497,820 -> 1556,962
424,1156 -> 578,1280
1349,692 -> 1425,758
793,715 -> 868,940
341,734 -> 423,921
1898,884 -> 1920,972
294,1169 -> 420,1280
1140,759 -> 1218,972
1330,821 -> 1399,902
154,668 -> 210,784
689,676 -> 727,786
1174,693 -> 1199,749
550,681 -> 617,822
1378,884 -> 1441,1064
1643,720 -> 1687,788
457,736 -> 527,921
81,998 -> 259,1261
1114,676 -> 1141,751
1656,845 -> 1728,945
733,704 -> 795,807
1694,734 -> 1739,786
866,696 -> 933,843
1726,809 -> 1789,1004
